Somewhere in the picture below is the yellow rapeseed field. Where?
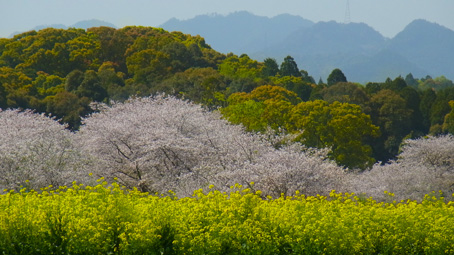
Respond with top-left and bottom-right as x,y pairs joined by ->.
1,180 -> 454,254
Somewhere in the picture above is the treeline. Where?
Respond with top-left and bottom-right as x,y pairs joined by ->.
1,26 -> 454,169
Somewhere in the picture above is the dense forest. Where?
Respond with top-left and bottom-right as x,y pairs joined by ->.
1,26 -> 454,171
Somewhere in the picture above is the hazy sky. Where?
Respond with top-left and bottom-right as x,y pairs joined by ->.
1,0 -> 453,38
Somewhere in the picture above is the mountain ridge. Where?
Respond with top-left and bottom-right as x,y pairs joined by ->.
161,12 -> 454,83
161,11 -> 313,54
9,19 -> 117,38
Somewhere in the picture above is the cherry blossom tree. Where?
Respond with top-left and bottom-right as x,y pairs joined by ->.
0,109 -> 89,191
78,95 -> 347,197
5,98 -> 453,201
227,145 -> 347,197
349,135 -> 454,201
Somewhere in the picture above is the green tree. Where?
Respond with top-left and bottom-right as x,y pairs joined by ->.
429,87 -> 454,128
369,89 -> 413,161
405,73 -> 418,88
33,72 -> 65,99
243,85 -> 301,105
0,67 -> 34,109
65,32 -> 101,72
0,80 -> 6,109
15,28 -> 97,77
442,101 -> 454,134
300,69 -> 316,84
279,56 -> 301,77
270,76 -> 313,101
97,62 -> 127,102
221,100 -> 266,132
187,43 -> 206,68
382,76 -> 407,92
399,86 -> 425,133
261,58 -> 279,77
76,70 -> 107,102
365,82 -> 382,95
46,91 -> 91,130
126,49 -> 171,84
319,82 -> 370,111
162,41 -> 192,72
327,68 -> 347,86
288,100 -> 379,169
222,98 -> 294,133
218,54 -> 262,81
419,89 -> 436,131
156,67 -> 227,108
419,76 -> 454,91
221,85 -> 300,132
65,70 -> 84,92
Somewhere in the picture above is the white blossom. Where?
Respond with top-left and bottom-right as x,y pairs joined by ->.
349,135 -> 454,201
0,109 -> 89,191
78,95 -> 346,197
5,99 -> 453,201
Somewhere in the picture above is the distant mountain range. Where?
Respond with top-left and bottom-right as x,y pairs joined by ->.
161,12 -> 454,83
162,12 -> 313,54
12,14 -> 454,84
10,19 -> 117,37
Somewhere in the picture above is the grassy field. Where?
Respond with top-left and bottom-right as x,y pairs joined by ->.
1,180 -> 454,254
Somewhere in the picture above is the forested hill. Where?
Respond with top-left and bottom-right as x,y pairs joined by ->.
1,26 -> 454,170
0,26 -> 225,129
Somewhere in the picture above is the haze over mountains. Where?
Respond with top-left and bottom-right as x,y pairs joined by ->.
162,12 -> 314,54
161,11 -> 454,83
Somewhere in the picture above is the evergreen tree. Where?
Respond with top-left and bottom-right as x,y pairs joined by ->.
327,68 -> 347,86
405,73 -> 418,88
280,56 -> 301,77
262,58 -> 279,77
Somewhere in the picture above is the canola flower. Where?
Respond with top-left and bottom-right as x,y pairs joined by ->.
1,181 -> 454,254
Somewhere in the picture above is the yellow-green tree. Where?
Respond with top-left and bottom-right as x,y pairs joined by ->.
443,100 -> 454,134
288,100 -> 380,169
155,67 -> 227,109
221,85 -> 299,132
240,84 -> 301,105
270,75 -> 314,101
218,54 -> 263,81
221,86 -> 379,169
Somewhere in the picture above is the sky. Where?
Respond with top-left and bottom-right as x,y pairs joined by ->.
1,0 -> 453,39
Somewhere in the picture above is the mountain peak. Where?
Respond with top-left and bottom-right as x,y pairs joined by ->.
396,19 -> 453,38
388,19 -> 454,79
